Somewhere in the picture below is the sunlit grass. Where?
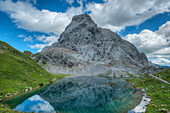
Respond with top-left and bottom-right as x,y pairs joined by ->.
0,41 -> 73,112
126,69 -> 170,113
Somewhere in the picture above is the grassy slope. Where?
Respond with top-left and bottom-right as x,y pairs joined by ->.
126,69 -> 170,113
154,69 -> 170,82
0,41 -> 52,99
0,41 -> 71,112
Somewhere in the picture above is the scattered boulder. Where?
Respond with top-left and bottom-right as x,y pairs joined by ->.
0,50 -> 3,54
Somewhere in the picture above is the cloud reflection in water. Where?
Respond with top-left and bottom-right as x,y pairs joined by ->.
14,94 -> 55,113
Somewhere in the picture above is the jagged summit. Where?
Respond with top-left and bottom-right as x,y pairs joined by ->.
69,14 -> 96,27
37,14 -> 153,76
60,14 -> 97,37
50,14 -> 148,65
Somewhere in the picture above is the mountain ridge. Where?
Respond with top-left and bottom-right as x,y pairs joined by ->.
35,14 -> 155,76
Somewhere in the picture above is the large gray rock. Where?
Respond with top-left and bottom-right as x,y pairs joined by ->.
50,14 -> 148,65
35,14 -> 154,75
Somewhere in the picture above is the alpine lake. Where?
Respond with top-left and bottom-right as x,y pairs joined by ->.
1,76 -> 142,113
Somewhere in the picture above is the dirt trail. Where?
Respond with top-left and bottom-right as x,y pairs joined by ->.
148,74 -> 170,85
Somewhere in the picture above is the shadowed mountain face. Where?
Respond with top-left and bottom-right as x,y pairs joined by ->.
34,14 -> 153,76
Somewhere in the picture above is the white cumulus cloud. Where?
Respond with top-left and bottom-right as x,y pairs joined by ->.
124,21 -> 170,66
29,35 -> 59,52
1,0 -> 170,33
151,58 -> 170,66
86,0 -> 170,32
18,34 -> 33,42
0,0 -> 83,35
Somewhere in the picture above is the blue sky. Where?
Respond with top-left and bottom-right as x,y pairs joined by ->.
0,0 -> 170,66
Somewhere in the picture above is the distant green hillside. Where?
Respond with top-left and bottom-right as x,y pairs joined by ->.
0,41 -> 69,100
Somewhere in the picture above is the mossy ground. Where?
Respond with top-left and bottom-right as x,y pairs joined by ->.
126,69 -> 170,113
0,103 -> 19,113
0,41 -> 73,112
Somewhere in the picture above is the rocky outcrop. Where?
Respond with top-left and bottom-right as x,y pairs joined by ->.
23,51 -> 33,57
50,14 -> 148,66
35,14 -> 153,76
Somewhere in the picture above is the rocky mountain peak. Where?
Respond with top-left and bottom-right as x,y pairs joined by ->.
50,14 -> 148,65
63,14 -> 97,36
38,14 -> 153,76
71,14 -> 95,25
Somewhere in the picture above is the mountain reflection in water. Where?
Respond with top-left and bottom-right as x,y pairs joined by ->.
14,76 -> 142,113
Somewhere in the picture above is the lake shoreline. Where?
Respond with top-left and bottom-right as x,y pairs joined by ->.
126,79 -> 151,113
0,82 -> 51,102
2,76 -> 148,113
128,92 -> 151,113
0,74 -> 74,102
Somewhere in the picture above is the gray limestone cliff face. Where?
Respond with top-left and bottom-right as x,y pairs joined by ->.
35,14 -> 153,76
50,14 -> 148,65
